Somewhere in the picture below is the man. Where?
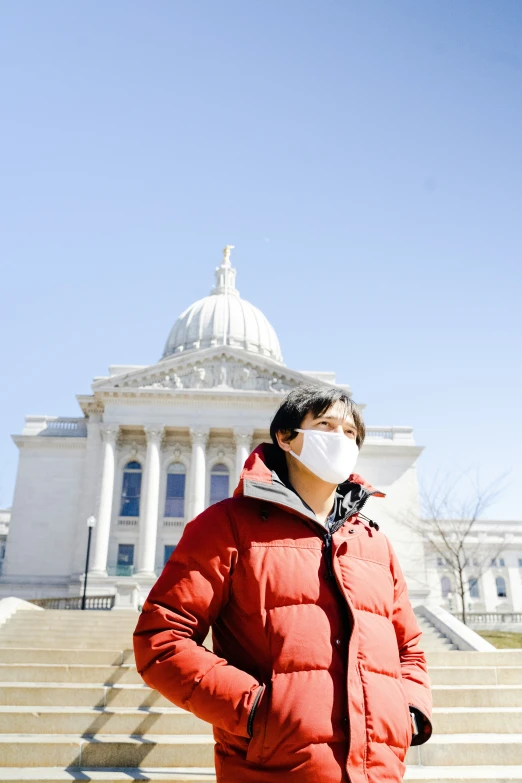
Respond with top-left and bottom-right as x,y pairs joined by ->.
134,385 -> 432,783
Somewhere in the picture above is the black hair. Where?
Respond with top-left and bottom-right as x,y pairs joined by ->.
269,384 -> 365,449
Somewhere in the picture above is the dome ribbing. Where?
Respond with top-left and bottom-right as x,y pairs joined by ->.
162,246 -> 283,364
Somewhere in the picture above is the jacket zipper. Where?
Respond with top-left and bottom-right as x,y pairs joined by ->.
321,498 -> 372,770
324,530 -> 335,579
247,683 -> 265,738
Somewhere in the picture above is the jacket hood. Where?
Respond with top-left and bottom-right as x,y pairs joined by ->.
233,443 -> 385,526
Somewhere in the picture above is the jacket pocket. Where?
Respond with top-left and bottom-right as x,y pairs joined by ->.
246,682 -> 270,765
247,683 -> 265,738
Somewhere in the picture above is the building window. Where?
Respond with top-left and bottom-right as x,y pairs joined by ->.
496,576 -> 507,598
499,558 -> 505,567
436,557 -> 445,567
519,558 -> 522,568
117,544 -> 134,576
441,576 -> 452,598
165,463 -> 186,518
120,461 -> 142,517
164,544 -> 176,565
469,578 -> 480,599
472,558 -> 479,567
210,464 -> 230,505
491,559 -> 497,567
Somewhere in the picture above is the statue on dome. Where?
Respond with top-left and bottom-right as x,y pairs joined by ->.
222,244 -> 235,266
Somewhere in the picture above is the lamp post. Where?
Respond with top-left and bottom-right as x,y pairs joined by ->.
82,516 -> 96,610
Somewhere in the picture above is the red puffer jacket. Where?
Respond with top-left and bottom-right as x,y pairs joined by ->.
134,444 -> 432,783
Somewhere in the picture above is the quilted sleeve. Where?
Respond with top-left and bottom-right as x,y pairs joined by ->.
133,501 -> 263,738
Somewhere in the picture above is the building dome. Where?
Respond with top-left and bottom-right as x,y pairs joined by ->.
162,246 -> 283,364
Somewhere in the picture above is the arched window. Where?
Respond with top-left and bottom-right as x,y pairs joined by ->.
210,463 -> 230,505
165,463 -> 186,518
120,461 -> 142,517
440,576 -> 452,598
496,576 -> 507,598
469,578 -> 480,599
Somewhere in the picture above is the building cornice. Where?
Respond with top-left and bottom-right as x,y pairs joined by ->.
360,444 -> 424,458
92,390 -> 288,408
12,435 -> 87,450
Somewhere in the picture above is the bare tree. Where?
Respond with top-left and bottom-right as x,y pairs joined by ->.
406,468 -> 508,626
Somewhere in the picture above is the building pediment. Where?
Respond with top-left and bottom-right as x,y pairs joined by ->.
91,347 -> 332,397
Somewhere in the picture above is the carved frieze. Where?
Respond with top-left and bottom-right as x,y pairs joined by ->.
117,356 -> 297,394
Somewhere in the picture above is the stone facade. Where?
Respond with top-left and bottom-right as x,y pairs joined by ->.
1,249 -> 520,612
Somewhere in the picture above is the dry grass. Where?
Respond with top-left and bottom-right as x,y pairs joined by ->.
477,631 -> 522,649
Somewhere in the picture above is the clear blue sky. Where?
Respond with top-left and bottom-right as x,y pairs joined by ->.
0,1 -> 520,518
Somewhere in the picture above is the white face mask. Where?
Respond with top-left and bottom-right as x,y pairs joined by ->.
290,429 -> 359,485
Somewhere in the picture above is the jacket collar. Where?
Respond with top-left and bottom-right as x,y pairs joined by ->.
233,443 -> 385,527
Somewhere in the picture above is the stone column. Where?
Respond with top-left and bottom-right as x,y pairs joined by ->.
234,427 -> 253,486
136,426 -> 164,576
90,424 -> 119,575
481,568 -> 498,612
507,560 -> 522,612
72,411 -> 102,577
189,428 -> 209,518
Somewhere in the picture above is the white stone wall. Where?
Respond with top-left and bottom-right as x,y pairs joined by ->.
427,542 -> 522,615
69,416 -> 103,578
357,445 -> 427,604
1,442 -> 85,597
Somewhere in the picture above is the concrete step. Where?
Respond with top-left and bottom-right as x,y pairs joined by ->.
416,619 -> 459,651
0,631 -> 134,641
3,704 -> 521,737
0,682 -> 170,708
5,612 -> 138,619
0,649 -> 131,665
433,685 -> 522,708
0,769 -> 217,782
0,734 -> 215,768
405,766 -> 522,782
430,666 -> 522,686
420,629 -> 454,638
9,662 -> 522,688
0,664 -> 142,684
432,707 -> 522,734
0,640 -> 134,650
0,622 -> 136,636
422,640 -> 458,652
422,636 -> 456,644
2,768 -> 522,783
1,732 -> 521,769
0,706 -> 209,735
3,680 -> 522,711
427,651 -> 522,667
407,734 -> 522,766
3,625 -> 137,634
8,612 -> 139,628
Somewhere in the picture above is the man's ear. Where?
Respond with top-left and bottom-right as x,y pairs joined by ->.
276,429 -> 294,452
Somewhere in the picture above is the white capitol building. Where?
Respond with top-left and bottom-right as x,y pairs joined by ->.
1,248 -> 521,617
